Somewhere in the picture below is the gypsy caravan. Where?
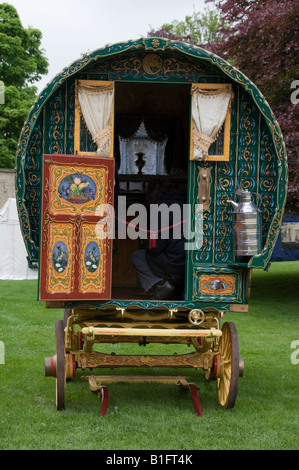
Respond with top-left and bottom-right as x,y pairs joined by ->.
16,38 -> 287,414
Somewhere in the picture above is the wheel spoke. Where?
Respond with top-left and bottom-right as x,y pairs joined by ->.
223,336 -> 231,361
218,376 -> 229,405
223,359 -> 231,366
224,367 -> 231,382
220,328 -> 230,360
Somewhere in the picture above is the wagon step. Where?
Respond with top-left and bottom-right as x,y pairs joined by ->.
82,375 -> 202,417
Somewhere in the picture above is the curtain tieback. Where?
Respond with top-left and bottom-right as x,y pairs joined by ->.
192,129 -> 214,157
93,125 -> 112,153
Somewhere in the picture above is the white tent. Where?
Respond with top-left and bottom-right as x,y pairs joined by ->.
0,198 -> 38,280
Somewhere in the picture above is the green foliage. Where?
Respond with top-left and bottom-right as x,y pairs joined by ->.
150,0 -> 298,212
164,8 -> 220,44
0,84 -> 37,167
149,7 -> 221,45
0,3 -> 48,168
0,262 -> 299,450
208,0 -> 299,212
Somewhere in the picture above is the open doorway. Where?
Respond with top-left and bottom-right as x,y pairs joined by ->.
111,82 -> 191,301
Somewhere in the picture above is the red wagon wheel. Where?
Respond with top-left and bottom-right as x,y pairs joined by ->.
216,322 -> 240,409
55,320 -> 66,410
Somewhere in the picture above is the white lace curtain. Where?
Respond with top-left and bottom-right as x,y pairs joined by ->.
77,83 -> 114,157
191,85 -> 233,160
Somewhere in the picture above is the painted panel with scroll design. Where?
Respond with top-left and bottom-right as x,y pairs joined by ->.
79,223 -> 108,294
47,222 -> 75,294
48,164 -> 108,216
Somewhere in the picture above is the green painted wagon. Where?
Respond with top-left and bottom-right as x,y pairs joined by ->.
16,38 -> 287,415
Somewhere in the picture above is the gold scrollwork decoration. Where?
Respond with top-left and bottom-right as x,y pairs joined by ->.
151,39 -> 160,48
142,54 -> 163,75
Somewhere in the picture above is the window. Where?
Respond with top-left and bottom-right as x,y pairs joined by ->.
74,80 -> 115,157
190,83 -> 233,162
118,120 -> 168,176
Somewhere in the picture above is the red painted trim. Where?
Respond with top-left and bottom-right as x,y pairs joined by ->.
72,355 -> 76,378
188,384 -> 202,417
100,386 -> 109,417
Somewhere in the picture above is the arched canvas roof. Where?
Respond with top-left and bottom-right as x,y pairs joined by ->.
15,37 -> 287,268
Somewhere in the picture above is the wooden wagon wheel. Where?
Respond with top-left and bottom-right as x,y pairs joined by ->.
55,320 -> 66,410
215,322 -> 240,409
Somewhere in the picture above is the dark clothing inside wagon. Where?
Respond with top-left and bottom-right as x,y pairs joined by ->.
131,178 -> 187,300
145,188 -> 187,287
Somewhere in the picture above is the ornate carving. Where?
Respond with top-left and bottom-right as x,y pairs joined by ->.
76,350 -> 214,370
151,39 -> 160,48
95,52 -> 209,79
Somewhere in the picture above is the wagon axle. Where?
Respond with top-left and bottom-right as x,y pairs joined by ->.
45,318 -> 243,415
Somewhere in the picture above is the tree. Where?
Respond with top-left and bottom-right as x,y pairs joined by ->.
0,3 -> 48,168
149,0 -> 299,212
148,7 -> 221,46
207,0 -> 299,212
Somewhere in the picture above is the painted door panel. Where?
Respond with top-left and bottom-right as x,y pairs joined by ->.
39,154 -> 114,301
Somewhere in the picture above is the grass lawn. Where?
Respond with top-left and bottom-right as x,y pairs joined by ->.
0,261 -> 298,450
